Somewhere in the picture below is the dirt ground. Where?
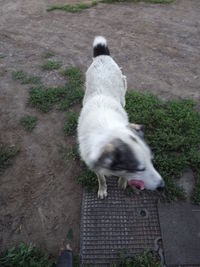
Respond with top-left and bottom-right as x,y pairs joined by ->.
0,0 -> 200,256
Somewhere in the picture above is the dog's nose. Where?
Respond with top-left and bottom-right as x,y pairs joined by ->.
157,179 -> 165,190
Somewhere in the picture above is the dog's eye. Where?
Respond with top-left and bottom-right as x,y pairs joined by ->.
130,136 -> 138,143
135,167 -> 145,172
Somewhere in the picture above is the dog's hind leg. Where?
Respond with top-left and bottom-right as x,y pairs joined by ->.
97,174 -> 107,199
118,177 -> 127,190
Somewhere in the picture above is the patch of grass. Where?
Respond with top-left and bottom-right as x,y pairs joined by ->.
67,228 -> 73,241
21,115 -> 37,132
61,67 -> 83,85
44,50 -> 55,59
76,164 -> 98,190
59,67 -> 84,110
64,111 -> 78,136
192,172 -> 200,204
0,144 -> 19,175
29,67 -> 84,112
126,91 -> 200,202
29,85 -> 67,112
73,255 -> 80,267
0,243 -> 55,267
144,0 -> 173,3
47,2 -> 97,13
111,251 -> 161,267
12,70 -> 42,85
67,145 -> 80,161
59,88 -> 84,111
42,60 -> 62,71
47,0 -> 173,13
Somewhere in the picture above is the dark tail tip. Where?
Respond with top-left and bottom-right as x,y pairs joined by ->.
93,36 -> 110,58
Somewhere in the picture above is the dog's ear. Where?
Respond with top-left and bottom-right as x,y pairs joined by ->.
128,123 -> 145,139
95,139 -> 140,172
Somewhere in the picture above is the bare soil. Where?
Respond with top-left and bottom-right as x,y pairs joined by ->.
0,0 -> 199,256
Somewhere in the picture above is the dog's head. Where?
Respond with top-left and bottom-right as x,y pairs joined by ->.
93,125 -> 164,191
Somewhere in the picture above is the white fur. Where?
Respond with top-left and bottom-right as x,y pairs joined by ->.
79,55 -> 127,166
93,36 -> 107,48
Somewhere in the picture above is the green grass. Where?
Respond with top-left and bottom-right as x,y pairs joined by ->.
0,144 -> 19,175
144,0 -> 173,3
12,70 -> 42,85
192,171 -> 200,204
64,111 -> 79,136
66,145 -> 80,161
21,115 -> 37,132
47,2 -> 97,13
44,50 -> 55,59
29,85 -> 67,112
111,251 -> 161,267
67,228 -> 73,241
29,67 -> 84,112
42,60 -> 62,71
47,0 -> 173,13
76,163 -> 98,190
0,243 -> 55,267
126,91 -> 200,203
61,67 -> 83,85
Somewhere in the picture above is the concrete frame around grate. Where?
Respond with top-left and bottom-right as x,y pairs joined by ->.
80,177 -> 161,266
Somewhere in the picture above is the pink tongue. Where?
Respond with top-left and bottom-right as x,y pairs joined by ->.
128,179 -> 145,190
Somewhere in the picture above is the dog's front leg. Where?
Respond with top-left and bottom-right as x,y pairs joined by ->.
118,177 -> 127,190
97,174 -> 107,199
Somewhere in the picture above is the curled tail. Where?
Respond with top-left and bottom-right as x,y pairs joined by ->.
93,36 -> 110,58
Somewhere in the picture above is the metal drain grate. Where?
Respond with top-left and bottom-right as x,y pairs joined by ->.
80,177 -> 161,266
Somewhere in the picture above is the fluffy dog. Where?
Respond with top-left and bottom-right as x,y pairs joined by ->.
77,36 -> 164,199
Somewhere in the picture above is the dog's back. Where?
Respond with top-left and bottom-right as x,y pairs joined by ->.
83,36 -> 127,107
78,36 -> 128,168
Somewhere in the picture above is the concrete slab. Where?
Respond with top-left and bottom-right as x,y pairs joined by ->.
158,202 -> 200,266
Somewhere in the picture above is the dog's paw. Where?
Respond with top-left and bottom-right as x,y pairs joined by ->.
98,188 -> 108,199
118,177 -> 127,190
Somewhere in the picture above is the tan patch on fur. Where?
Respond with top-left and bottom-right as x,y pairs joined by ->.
129,123 -> 142,131
104,143 -> 114,153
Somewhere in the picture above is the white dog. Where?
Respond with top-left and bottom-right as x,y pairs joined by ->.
77,36 -> 164,199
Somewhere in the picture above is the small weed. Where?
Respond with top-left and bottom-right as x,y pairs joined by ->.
64,111 -> 78,136
59,144 -> 80,161
0,243 -> 55,267
21,115 -> 37,132
67,228 -> 73,241
73,255 -> 80,267
0,144 -> 19,175
111,251 -> 161,267
42,60 -> 62,71
47,2 -> 97,13
44,50 -> 55,59
76,164 -> 98,190
12,70 -> 42,85
192,172 -> 200,204
67,145 -> 80,161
